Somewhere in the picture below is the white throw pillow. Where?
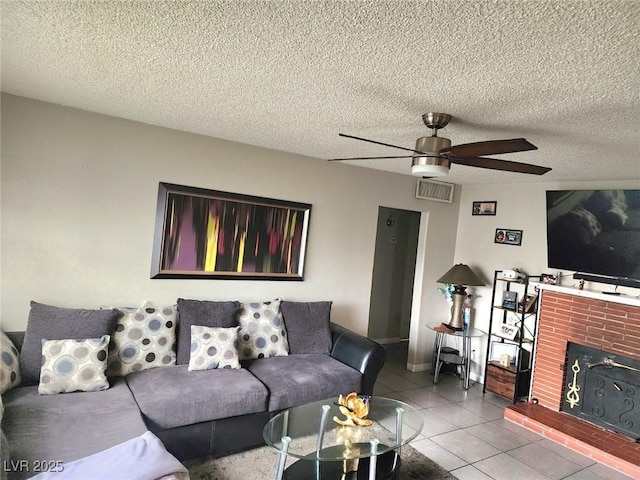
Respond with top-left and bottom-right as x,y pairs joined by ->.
0,330 -> 21,394
237,300 -> 289,360
188,326 -> 241,371
107,302 -> 177,376
38,336 -> 110,395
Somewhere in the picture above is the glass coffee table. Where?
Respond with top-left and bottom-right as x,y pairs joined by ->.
263,396 -> 423,479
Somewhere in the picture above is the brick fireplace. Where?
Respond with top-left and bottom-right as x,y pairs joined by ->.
503,285 -> 640,478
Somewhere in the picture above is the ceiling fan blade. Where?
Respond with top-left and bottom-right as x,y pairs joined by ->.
441,138 -> 537,158
339,133 -> 430,155
450,156 -> 552,175
328,155 -> 413,161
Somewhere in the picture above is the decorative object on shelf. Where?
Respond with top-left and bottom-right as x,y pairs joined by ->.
472,201 -> 497,216
518,293 -> 538,313
495,323 -> 518,341
494,228 -> 523,246
151,183 -> 311,280
540,273 -> 558,285
501,268 -> 525,280
502,290 -> 518,310
437,264 -> 485,330
332,392 -> 372,427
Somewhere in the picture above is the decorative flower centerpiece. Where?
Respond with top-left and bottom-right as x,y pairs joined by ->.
332,392 -> 372,427
437,283 -> 455,306
438,283 -> 477,307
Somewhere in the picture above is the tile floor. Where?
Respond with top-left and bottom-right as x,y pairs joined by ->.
374,343 -> 634,480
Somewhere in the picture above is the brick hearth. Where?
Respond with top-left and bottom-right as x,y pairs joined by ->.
504,285 -> 640,477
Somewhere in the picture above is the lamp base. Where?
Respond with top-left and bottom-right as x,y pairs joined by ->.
448,290 -> 466,330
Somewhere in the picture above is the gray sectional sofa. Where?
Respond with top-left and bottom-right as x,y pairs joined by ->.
1,299 -> 386,479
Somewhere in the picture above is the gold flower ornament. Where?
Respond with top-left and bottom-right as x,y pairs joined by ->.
332,392 -> 372,427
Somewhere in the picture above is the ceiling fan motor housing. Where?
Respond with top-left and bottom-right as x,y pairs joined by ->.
411,135 -> 451,177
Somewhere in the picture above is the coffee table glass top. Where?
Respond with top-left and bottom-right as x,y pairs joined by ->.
263,396 -> 423,461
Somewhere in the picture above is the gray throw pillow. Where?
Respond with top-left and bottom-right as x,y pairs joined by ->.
175,299 -> 240,365
20,301 -> 119,385
280,301 -> 332,354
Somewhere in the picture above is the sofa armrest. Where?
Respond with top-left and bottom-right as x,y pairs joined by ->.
329,323 -> 386,396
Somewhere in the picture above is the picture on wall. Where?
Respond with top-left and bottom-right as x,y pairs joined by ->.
472,201 -> 497,216
495,228 -> 523,246
151,183 -> 311,280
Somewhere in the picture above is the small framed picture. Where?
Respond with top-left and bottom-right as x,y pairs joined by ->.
495,323 -> 518,341
502,290 -> 518,310
495,228 -> 523,246
489,341 -> 518,363
518,293 -> 538,313
472,201 -> 497,216
540,273 -> 557,285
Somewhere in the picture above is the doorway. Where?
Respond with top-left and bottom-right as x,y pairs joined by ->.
367,206 -> 421,343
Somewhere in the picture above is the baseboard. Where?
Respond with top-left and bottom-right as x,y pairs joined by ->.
406,362 -> 432,372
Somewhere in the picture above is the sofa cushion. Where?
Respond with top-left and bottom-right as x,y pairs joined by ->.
238,300 -> 289,360
107,302 -> 178,377
125,364 -> 268,430
176,299 -> 239,365
244,354 -> 362,411
280,301 -> 332,354
20,302 -> 119,385
2,377 -> 147,479
38,336 -> 110,395
188,325 -> 241,370
0,330 -> 21,394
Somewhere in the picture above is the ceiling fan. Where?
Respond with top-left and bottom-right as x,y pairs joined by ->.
329,113 -> 551,178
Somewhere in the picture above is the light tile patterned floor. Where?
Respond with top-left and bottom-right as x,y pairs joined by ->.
375,343 -> 634,480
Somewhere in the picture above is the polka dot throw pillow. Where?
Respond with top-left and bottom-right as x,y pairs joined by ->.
38,336 -> 110,395
0,330 -> 21,394
237,300 -> 289,360
188,325 -> 241,371
107,302 -> 177,376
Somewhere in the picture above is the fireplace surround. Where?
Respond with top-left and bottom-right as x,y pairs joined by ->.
504,284 -> 640,477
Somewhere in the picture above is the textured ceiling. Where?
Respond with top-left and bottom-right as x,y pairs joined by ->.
2,1 -> 639,184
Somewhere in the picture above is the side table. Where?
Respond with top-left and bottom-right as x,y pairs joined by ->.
429,326 -> 484,390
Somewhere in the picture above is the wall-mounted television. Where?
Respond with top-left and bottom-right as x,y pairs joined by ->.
546,189 -> 640,289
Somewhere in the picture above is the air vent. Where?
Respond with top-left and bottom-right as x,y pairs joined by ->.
415,179 -> 454,203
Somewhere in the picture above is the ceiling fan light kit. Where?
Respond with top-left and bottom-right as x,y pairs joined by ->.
411,134 -> 452,177
411,157 -> 450,177
330,112 -> 551,178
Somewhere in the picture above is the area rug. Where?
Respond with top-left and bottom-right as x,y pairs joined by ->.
186,442 -> 455,480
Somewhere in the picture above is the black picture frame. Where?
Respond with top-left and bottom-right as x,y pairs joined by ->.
472,201 -> 497,216
151,183 -> 311,280
495,228 -> 523,246
502,290 -> 518,310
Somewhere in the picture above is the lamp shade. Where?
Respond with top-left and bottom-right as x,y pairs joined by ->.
437,263 -> 485,286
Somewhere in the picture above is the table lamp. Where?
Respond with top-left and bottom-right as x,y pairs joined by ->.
437,263 -> 485,330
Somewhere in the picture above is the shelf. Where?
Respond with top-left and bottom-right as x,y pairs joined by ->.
489,333 -> 533,342
488,360 -> 518,373
483,270 -> 540,404
492,306 -> 536,315
496,275 -> 527,283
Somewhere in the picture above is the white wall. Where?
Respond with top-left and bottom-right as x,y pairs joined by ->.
454,180 -> 640,381
0,94 -> 459,367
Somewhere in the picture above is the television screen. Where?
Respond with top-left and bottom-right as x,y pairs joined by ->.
546,189 -> 640,282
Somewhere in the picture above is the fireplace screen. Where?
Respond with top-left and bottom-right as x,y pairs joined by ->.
563,342 -> 640,439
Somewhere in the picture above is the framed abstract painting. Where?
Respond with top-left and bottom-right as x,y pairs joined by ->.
151,183 -> 311,280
